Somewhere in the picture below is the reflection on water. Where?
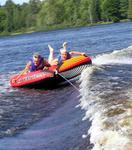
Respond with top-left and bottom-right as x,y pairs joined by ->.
0,82 -> 76,138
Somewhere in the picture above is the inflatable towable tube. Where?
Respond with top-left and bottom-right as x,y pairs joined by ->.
10,55 -> 92,88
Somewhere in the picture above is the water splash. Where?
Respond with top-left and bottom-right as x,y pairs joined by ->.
80,46 -> 132,150
93,46 -> 132,65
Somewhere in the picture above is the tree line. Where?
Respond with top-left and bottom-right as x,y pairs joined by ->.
0,0 -> 131,35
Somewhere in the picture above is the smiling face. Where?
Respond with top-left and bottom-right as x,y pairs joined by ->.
60,51 -> 68,60
60,48 -> 68,61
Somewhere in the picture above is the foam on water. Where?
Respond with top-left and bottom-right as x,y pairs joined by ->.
80,46 -> 132,150
93,46 -> 132,65
0,71 -> 18,98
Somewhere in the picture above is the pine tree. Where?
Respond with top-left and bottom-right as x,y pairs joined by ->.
120,0 -> 128,19
0,7 -> 7,32
5,0 -> 15,32
80,0 -> 90,24
128,0 -> 132,19
101,0 -> 120,22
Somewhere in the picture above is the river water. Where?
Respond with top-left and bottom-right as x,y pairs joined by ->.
0,22 -> 132,150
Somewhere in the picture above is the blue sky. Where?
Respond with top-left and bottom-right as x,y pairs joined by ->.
0,0 -> 29,5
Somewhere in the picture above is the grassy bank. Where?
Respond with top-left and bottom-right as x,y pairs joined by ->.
0,19 -> 130,37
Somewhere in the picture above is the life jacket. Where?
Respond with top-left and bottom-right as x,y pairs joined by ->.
30,56 -> 45,72
58,52 -> 71,64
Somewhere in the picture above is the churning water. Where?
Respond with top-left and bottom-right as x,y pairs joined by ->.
0,21 -> 132,150
80,46 -> 132,150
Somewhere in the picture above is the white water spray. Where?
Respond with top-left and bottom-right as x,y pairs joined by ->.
80,46 -> 132,150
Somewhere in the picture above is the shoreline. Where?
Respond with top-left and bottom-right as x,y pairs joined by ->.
0,19 -> 130,37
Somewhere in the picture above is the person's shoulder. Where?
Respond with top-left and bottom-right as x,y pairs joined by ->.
39,55 -> 43,59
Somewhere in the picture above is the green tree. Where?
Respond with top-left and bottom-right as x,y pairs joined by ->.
25,0 -> 41,27
0,7 -> 7,32
37,0 -> 64,27
89,0 -> 100,23
5,0 -> 15,32
80,0 -> 90,24
20,3 -> 30,28
101,0 -> 120,22
0,0 -> 130,34
119,0 -> 128,19
13,5 -> 22,30
128,0 -> 132,19
56,0 -> 81,26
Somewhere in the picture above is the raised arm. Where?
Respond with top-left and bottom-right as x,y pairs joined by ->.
19,62 -> 31,75
69,51 -> 87,56
15,62 -> 31,82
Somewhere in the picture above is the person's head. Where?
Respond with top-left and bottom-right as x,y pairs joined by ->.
60,48 -> 68,60
33,52 -> 41,65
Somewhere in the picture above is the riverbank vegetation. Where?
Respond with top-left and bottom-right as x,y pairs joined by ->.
0,0 -> 131,35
